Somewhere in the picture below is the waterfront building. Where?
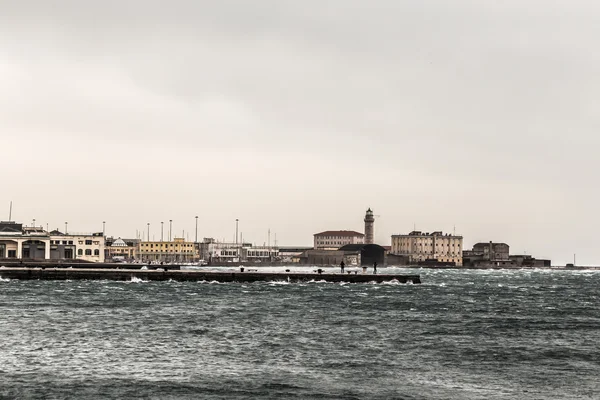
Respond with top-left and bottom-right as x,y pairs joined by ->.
198,238 -> 279,263
106,237 -> 137,261
313,230 -> 365,250
298,244 -> 386,266
278,246 -> 313,263
462,241 -> 551,268
0,221 -> 105,262
471,242 -> 510,261
50,231 -> 105,262
391,231 -> 463,266
138,237 -> 198,263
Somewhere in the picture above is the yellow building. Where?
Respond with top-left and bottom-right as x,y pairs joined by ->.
138,237 -> 198,263
391,231 -> 463,266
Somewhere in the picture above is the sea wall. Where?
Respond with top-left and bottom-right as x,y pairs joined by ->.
0,267 -> 421,284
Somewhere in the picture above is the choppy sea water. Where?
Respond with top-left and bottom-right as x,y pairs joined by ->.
0,268 -> 599,400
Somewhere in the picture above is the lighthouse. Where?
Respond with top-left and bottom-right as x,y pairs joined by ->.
364,208 -> 375,244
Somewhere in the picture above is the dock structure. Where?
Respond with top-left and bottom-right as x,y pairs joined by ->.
0,267 -> 421,284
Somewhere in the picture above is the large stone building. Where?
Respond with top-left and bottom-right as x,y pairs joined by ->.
138,237 -> 199,263
313,230 -> 365,250
391,231 -> 463,266
463,241 -> 551,268
0,221 -> 105,262
473,242 -> 510,261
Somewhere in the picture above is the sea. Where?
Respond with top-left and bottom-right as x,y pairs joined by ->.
0,267 -> 598,399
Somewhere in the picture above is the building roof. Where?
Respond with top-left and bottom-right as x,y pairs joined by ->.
473,242 -> 508,247
392,231 -> 462,238
111,238 -> 128,247
338,243 -> 386,252
314,230 -> 364,237
0,221 -> 23,234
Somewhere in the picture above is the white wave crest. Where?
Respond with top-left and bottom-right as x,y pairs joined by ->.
130,276 -> 146,283
0,276 -> 10,282
268,280 -> 290,285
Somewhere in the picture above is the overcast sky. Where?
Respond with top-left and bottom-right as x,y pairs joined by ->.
2,1 -> 599,265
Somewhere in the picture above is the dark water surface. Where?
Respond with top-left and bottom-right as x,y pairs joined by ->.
1,268 -> 599,399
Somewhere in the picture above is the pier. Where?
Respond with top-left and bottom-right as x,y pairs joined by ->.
0,267 -> 421,284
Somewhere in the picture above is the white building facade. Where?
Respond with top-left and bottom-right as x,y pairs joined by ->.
59,233 -> 105,262
391,231 -> 463,266
0,222 -> 105,262
313,230 -> 365,250
198,238 -> 279,263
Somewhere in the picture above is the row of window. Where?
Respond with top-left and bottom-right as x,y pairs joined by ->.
141,243 -> 194,248
401,250 -> 460,256
396,242 -> 460,246
51,240 -> 101,246
78,249 -> 100,256
247,251 -> 277,257
317,236 -> 360,240
51,240 -> 74,245
141,249 -> 195,253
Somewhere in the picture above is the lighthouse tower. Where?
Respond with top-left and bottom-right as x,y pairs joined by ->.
364,208 -> 375,244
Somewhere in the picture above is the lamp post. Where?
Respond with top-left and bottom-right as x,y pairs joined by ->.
161,222 -> 164,241
33,218 -> 36,229
147,223 -> 150,242
235,219 -> 239,245
65,222 -> 68,235
169,220 -> 172,241
103,221 -> 106,236
195,216 -> 198,243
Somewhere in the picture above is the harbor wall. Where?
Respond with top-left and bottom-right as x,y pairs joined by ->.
0,267 -> 421,284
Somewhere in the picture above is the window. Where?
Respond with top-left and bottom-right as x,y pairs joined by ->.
85,240 -> 92,245
68,241 -> 73,245
94,249 -> 100,256
78,249 -> 83,256
85,249 -> 92,256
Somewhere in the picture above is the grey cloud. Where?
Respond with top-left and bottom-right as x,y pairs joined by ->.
1,0 -> 599,264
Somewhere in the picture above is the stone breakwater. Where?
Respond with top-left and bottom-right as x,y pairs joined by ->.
0,267 -> 421,284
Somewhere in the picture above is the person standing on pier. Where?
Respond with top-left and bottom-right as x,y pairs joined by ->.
340,260 -> 345,273
373,261 -> 377,274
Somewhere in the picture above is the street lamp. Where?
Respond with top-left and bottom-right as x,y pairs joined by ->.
235,219 -> 239,245
195,216 -> 198,243
161,222 -> 164,241
169,220 -> 172,241
103,221 -> 106,236
147,223 -> 150,242
65,222 -> 68,235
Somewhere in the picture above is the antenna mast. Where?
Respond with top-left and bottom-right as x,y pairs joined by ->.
9,201 -> 12,221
